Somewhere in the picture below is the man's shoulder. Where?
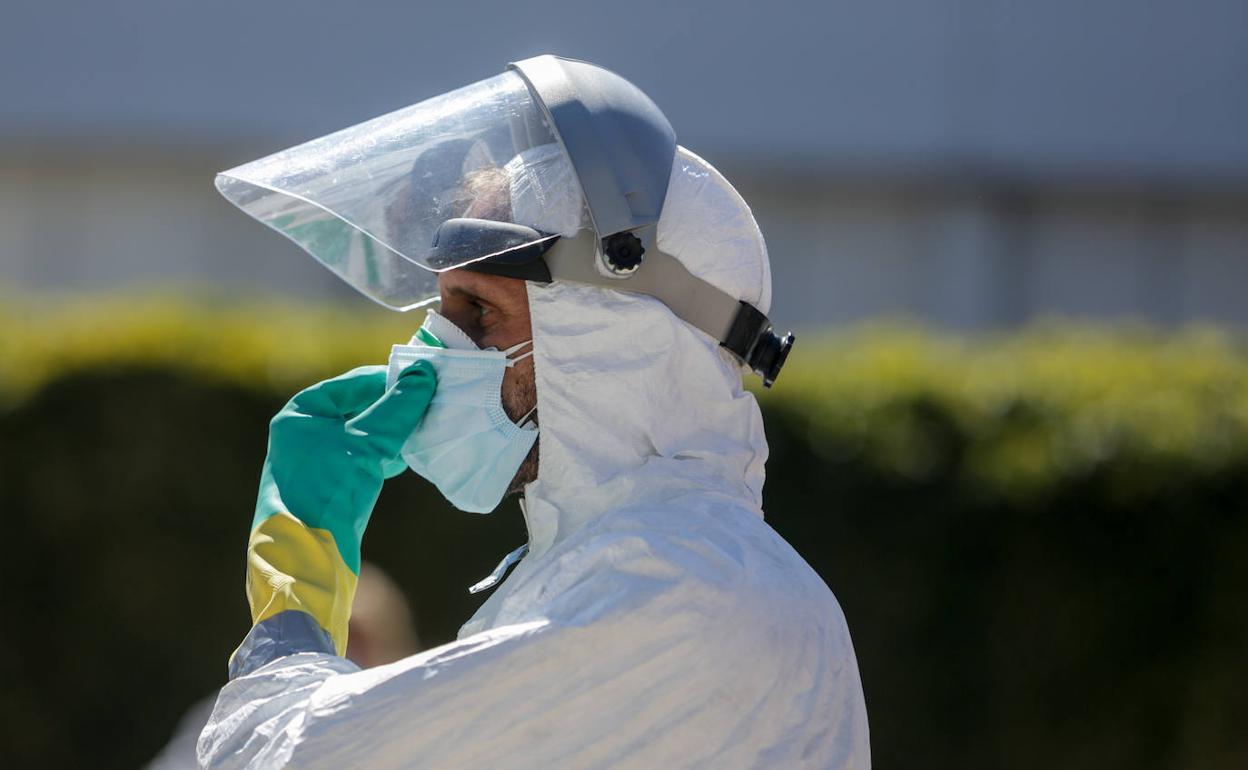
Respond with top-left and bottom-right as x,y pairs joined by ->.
565,498 -> 840,622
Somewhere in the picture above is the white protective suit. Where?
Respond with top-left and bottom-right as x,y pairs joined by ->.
198,147 -> 870,769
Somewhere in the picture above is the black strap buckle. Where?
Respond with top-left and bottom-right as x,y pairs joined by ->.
722,301 -> 795,388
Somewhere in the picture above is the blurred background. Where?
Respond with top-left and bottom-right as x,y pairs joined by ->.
1,1 -> 1245,768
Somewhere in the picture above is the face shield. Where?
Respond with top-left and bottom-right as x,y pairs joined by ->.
218,55 -> 793,386
215,70 -> 584,311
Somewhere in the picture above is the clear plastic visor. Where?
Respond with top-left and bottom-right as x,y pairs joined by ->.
215,70 -> 586,311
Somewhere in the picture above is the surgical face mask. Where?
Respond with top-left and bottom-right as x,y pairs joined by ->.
387,311 -> 537,513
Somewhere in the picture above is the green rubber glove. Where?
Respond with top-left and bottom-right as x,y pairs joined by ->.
254,362 -> 437,574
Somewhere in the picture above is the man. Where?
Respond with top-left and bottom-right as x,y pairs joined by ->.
200,56 -> 869,768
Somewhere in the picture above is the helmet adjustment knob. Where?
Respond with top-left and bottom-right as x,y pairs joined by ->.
602,232 -> 645,275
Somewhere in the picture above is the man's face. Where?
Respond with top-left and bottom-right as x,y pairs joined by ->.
436,269 -> 539,494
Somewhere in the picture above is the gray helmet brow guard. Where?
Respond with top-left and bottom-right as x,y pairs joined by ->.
445,56 -> 794,387
214,54 -> 792,386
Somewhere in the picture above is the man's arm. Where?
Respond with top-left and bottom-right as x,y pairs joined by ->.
201,521 -> 870,770
199,619 -> 557,768
201,521 -> 688,769
200,596 -> 741,769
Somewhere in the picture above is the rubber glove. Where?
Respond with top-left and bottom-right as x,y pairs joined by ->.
238,362 -> 436,669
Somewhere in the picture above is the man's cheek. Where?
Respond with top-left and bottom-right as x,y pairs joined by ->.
500,359 -> 537,422
501,364 -> 520,401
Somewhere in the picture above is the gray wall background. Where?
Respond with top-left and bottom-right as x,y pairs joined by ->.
2,0 -> 1245,329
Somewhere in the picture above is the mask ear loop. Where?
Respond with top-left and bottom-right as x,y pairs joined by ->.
502,339 -> 534,367
503,339 -> 537,428
514,405 -> 538,429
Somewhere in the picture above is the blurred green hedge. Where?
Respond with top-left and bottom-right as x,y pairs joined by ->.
1,295 -> 1245,769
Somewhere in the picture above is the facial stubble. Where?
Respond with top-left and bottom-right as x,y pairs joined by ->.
503,355 -> 539,496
